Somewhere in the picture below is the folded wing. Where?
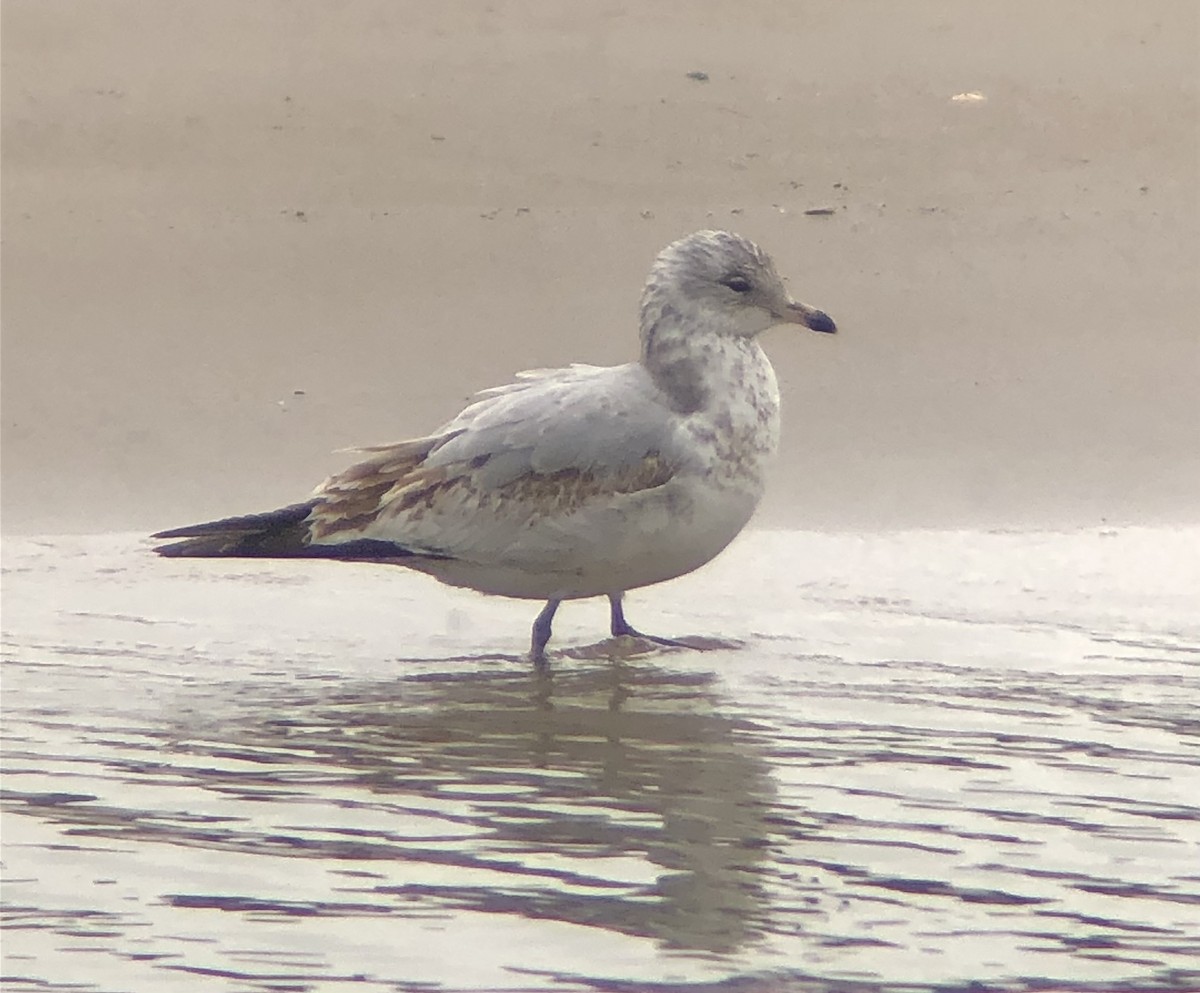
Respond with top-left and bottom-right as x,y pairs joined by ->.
306,362 -> 681,566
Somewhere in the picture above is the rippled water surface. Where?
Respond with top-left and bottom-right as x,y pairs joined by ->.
3,529 -> 1198,992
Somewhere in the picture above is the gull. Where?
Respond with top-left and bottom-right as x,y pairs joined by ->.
153,230 -> 836,662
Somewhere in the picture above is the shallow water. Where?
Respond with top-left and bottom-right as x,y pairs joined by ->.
3,529 -> 1199,992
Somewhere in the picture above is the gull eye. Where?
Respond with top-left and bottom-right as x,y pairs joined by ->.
720,274 -> 753,294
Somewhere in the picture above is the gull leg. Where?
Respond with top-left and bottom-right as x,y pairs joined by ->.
608,593 -> 686,648
608,593 -> 637,637
531,598 -> 561,664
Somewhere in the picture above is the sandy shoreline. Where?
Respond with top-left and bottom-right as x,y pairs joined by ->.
3,1 -> 1197,535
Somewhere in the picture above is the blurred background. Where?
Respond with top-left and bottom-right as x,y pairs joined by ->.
3,0 -> 1196,533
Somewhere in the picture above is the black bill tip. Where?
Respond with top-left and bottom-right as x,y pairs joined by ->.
806,310 -> 837,334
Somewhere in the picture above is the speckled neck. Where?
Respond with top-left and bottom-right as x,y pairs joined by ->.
639,304 -> 715,414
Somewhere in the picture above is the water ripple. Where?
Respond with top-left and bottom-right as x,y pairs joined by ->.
3,531 -> 1199,992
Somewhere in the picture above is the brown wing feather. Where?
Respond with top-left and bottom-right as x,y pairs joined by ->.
310,439 -> 442,539
308,440 -> 676,543
491,454 -> 675,517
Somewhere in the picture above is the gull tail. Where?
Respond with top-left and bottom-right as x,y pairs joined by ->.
152,502 -> 319,557
152,502 -> 431,561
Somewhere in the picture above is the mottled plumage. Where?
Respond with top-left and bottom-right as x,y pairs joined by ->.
153,230 -> 836,661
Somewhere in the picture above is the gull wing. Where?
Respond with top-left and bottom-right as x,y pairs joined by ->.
307,362 -> 681,563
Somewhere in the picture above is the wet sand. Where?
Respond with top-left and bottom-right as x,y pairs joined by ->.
3,527 -> 1199,991
2,1 -> 1198,533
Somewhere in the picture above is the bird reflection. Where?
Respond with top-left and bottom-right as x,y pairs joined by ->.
161,657 -> 778,955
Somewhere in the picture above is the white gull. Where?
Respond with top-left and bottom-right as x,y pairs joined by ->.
153,230 -> 837,662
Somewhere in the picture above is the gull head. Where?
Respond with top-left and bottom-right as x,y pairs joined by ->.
639,230 -> 836,341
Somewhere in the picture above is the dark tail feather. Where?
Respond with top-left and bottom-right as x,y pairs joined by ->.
152,502 -> 318,557
152,501 -> 431,560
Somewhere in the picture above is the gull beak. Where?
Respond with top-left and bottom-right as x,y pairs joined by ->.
781,299 -> 837,334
